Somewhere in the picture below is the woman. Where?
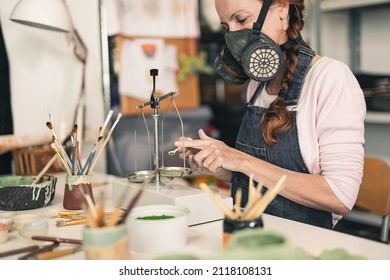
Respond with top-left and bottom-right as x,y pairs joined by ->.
175,0 -> 366,228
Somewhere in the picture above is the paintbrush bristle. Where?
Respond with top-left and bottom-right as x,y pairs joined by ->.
56,220 -> 68,227
72,124 -> 77,134
48,208 -> 60,218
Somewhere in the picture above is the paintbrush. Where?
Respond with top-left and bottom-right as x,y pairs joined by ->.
198,183 -> 236,219
35,245 -> 83,260
87,113 -> 122,175
106,188 -> 128,227
96,191 -> 105,227
233,188 -> 242,219
101,110 -> 114,136
47,121 -> 72,168
31,235 -> 82,245
32,154 -> 57,184
82,135 -> 103,175
56,219 -> 86,227
243,174 -> 262,214
18,242 -> 59,260
116,179 -> 147,225
242,175 -> 287,220
51,143 -> 72,175
48,209 -> 82,218
0,245 -> 39,259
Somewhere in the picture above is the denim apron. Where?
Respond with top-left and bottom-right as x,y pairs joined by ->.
231,45 -> 333,228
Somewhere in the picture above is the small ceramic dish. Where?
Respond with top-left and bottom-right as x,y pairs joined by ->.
0,212 -> 16,231
14,213 -> 40,235
0,175 -> 57,210
127,204 -> 190,254
21,220 -> 49,240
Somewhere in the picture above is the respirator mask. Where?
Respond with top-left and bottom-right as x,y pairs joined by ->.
214,0 -> 285,84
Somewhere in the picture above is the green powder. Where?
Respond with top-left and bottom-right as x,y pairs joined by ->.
137,214 -> 175,220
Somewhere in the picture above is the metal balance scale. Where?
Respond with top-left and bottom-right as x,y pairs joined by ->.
112,69 -> 232,226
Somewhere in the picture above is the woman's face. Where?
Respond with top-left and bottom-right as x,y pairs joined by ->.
215,0 -> 288,44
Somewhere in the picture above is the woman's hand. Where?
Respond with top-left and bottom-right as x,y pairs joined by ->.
175,129 -> 246,181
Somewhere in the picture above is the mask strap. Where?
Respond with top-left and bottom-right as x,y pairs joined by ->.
252,0 -> 273,35
280,35 -> 306,51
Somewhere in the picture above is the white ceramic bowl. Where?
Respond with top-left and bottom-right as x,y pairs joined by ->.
21,220 -> 49,240
127,204 -> 190,254
14,213 -> 39,235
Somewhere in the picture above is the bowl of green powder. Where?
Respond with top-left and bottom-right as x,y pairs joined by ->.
127,204 -> 190,254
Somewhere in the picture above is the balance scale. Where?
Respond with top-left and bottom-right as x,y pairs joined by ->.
112,69 -> 232,226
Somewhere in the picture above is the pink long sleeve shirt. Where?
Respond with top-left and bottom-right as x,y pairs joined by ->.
246,57 -> 366,225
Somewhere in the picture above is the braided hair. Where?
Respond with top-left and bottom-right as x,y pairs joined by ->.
260,0 -> 306,145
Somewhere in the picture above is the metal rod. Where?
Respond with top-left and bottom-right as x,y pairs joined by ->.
136,91 -> 178,109
152,110 -> 161,186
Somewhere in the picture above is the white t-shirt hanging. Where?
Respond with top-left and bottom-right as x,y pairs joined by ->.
117,0 -> 200,38
119,38 -> 179,100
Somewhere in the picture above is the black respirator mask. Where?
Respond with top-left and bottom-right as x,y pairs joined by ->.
214,0 -> 287,84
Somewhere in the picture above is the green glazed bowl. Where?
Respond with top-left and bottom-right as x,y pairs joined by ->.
0,175 -> 57,210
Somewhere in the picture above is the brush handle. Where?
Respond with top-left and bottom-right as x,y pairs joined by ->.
199,183 -> 236,220
19,242 -> 59,260
31,235 -> 82,245
36,247 -> 80,260
32,155 -> 57,184
116,188 -> 144,225
0,245 -> 39,259
88,113 -> 122,175
243,175 -> 286,220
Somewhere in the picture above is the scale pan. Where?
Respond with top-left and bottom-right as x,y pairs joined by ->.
126,170 -> 155,183
158,167 -> 192,178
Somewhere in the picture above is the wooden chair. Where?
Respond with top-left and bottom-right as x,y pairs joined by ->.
355,157 -> 390,243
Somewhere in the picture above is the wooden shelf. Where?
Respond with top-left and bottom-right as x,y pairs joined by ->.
321,0 -> 390,12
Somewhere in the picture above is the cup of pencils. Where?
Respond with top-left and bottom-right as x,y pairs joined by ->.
63,175 -> 94,210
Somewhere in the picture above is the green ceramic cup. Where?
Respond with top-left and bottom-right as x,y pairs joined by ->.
82,224 -> 130,260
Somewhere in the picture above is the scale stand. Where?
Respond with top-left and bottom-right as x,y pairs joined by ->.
112,69 -> 232,225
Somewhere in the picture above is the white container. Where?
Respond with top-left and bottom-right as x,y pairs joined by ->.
127,204 -> 189,254
0,212 -> 15,232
